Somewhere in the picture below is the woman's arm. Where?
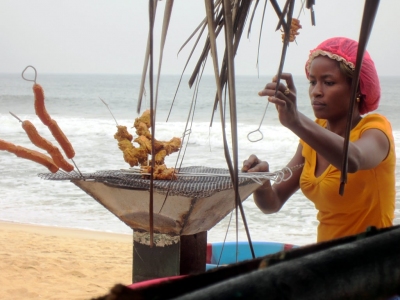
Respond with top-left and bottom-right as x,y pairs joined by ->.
287,114 -> 389,173
260,73 -> 389,173
242,143 -> 304,214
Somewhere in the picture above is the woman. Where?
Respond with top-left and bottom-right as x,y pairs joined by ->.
242,37 -> 396,243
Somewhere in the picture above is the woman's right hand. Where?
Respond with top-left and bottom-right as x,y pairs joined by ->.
242,154 -> 270,173
258,73 -> 299,129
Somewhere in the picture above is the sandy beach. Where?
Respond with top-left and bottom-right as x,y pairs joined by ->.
0,221 -> 132,300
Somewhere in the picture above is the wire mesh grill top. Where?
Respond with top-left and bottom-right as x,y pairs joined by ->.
38,166 -> 261,198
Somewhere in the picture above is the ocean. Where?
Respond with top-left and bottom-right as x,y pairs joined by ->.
0,73 -> 399,246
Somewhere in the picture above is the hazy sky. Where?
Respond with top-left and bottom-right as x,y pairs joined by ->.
1,0 -> 399,76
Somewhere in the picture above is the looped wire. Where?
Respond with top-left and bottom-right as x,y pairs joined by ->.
247,101 -> 269,142
21,65 -> 37,84
248,163 -> 304,185
247,128 -> 264,143
281,166 -> 293,181
247,175 -> 264,185
274,169 -> 285,184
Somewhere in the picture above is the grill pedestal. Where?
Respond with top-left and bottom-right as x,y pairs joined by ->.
133,231 -> 207,282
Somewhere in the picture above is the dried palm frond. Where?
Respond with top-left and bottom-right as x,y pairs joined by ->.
154,0 -> 174,117
137,0 -> 158,114
137,0 -> 174,116
340,1 -> 380,195
274,0 -> 295,95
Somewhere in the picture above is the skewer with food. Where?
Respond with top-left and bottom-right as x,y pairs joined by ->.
114,110 -> 182,180
0,139 -> 59,173
33,83 -> 52,126
31,81 -> 76,160
10,112 -> 74,172
281,18 -> 302,42
20,65 -> 82,176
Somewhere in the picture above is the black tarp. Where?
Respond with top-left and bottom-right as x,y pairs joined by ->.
95,225 -> 400,300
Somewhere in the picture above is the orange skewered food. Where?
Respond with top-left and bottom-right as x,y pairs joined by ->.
33,83 -> 52,126
21,120 -> 74,172
0,139 -> 17,153
31,81 -> 76,160
0,139 -> 59,173
47,147 -> 74,172
48,119 -> 75,159
22,120 -> 53,150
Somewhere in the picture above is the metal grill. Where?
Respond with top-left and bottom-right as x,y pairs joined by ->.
38,166 -> 259,198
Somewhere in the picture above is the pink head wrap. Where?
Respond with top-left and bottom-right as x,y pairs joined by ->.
305,37 -> 380,115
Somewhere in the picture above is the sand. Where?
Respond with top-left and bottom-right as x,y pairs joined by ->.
0,221 -> 133,300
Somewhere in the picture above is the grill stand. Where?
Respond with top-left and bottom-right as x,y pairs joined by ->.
39,168 -> 266,283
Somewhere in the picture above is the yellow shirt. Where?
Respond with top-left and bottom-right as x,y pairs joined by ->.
300,114 -> 396,242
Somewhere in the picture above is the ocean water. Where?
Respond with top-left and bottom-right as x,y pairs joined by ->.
0,73 -> 399,246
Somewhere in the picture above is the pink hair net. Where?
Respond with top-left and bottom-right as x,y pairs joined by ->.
305,37 -> 380,115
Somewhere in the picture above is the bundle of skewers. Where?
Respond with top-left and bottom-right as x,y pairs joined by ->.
0,66 -> 80,175
121,164 -> 302,185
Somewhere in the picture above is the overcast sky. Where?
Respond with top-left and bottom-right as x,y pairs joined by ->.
1,0 -> 399,77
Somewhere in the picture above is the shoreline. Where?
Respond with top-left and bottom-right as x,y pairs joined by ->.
0,220 -> 132,300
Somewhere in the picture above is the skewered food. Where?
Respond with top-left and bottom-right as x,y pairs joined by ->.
33,83 -> 52,126
22,119 -> 74,172
281,18 -> 302,42
1,72 -> 78,175
48,119 -> 75,159
141,164 -> 177,180
115,110 -> 181,179
0,139 -> 59,173
134,136 -> 152,153
117,139 -> 148,167
133,109 -> 151,129
32,81 -> 76,160
134,121 -> 152,139
47,147 -> 74,172
114,125 -> 133,142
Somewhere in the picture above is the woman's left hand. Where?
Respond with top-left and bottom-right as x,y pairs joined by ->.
258,73 -> 298,128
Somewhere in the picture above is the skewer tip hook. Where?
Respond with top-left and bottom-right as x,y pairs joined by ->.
22,65 -> 37,84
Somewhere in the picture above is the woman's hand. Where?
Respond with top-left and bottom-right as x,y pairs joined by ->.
242,154 -> 280,213
242,154 -> 269,173
258,73 -> 299,128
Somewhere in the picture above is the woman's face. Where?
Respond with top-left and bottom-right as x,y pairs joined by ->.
308,56 -> 353,121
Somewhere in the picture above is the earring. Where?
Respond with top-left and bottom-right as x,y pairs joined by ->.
356,96 -> 360,103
